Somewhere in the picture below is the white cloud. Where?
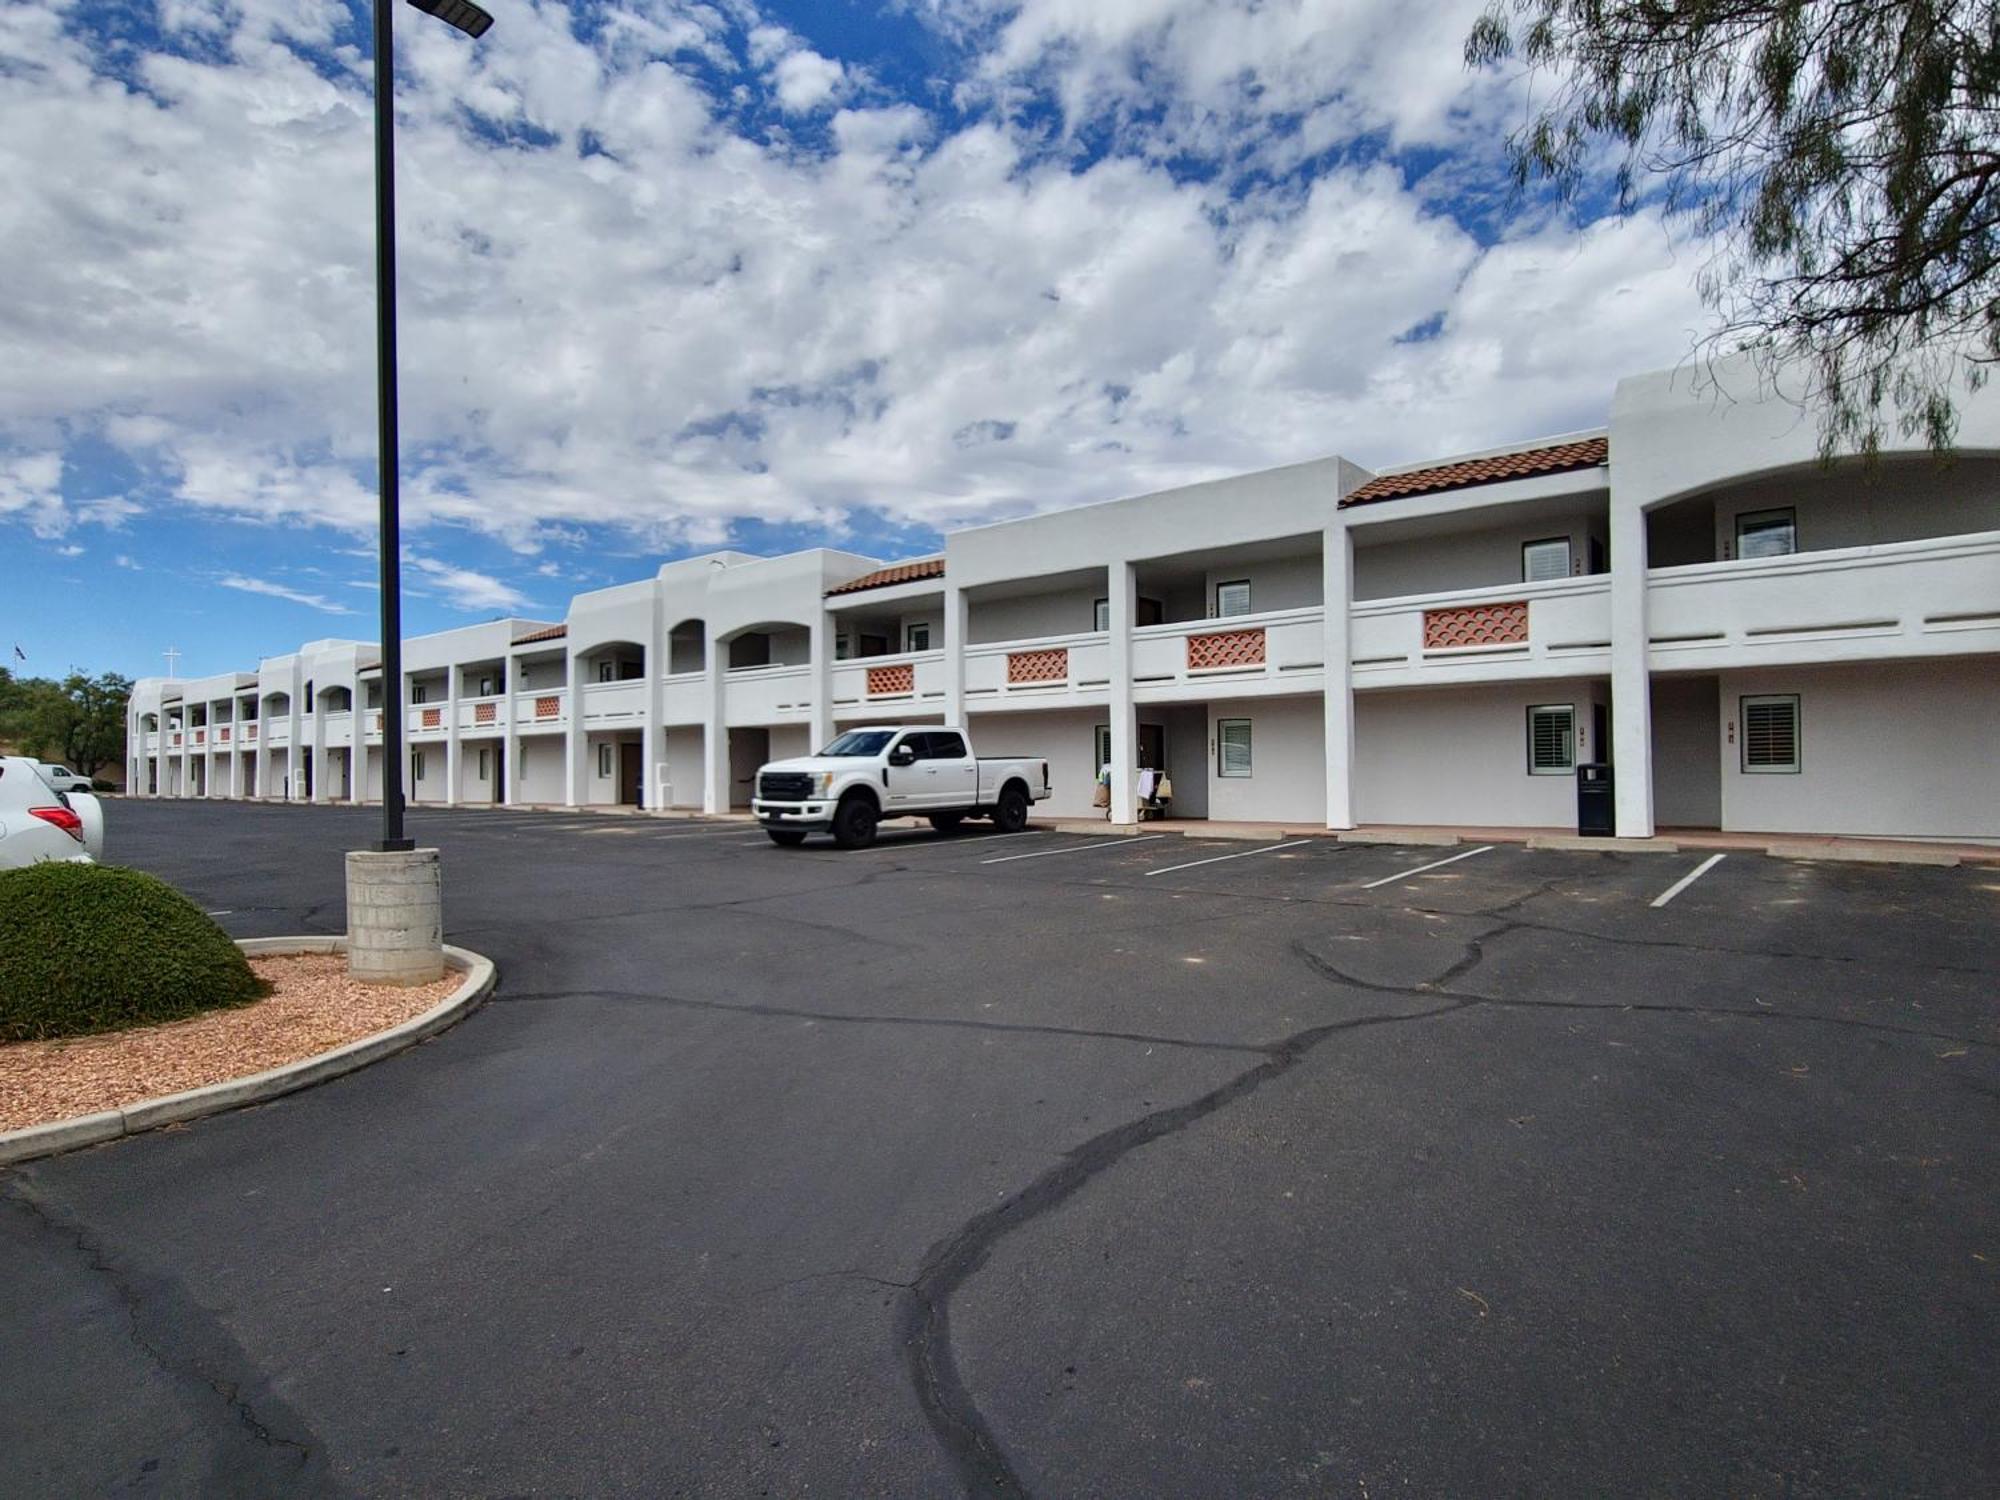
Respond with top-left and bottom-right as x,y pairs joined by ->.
770,48 -> 845,113
0,0 -> 1714,559
0,451 -> 65,537
405,555 -> 532,613
217,574 -> 355,615
54,542 -> 84,557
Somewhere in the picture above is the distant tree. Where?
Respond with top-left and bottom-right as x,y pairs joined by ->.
0,670 -> 131,776
1467,1 -> 2000,455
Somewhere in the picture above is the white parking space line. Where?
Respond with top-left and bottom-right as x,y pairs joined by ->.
1358,844 -> 1495,889
1650,852 -> 1727,908
981,834 -> 1166,865
1145,839 -> 1320,877
608,828 -> 756,840
847,830 -> 1057,855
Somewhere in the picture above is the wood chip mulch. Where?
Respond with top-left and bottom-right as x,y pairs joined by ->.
0,955 -> 463,1133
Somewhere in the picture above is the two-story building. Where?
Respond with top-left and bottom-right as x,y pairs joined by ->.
128,356 -> 2000,842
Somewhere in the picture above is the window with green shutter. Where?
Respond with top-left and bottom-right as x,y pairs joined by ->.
1217,718 -> 1253,777
1527,704 -> 1575,774
1740,695 -> 1800,773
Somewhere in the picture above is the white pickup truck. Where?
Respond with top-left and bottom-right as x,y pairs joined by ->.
752,725 -> 1051,848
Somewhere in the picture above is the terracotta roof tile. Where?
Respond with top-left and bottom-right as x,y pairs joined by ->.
1341,436 -> 1608,508
513,623 -> 568,645
826,558 -> 947,596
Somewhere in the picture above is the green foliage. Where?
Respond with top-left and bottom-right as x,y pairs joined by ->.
1467,1 -> 2000,454
0,863 -> 267,1042
0,668 -> 131,775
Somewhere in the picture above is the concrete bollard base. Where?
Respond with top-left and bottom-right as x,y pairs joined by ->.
345,848 -> 445,985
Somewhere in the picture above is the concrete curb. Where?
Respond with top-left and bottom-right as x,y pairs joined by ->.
1338,829 -> 1460,847
1765,841 -> 1961,867
1527,834 -> 1681,853
0,938 -> 495,1168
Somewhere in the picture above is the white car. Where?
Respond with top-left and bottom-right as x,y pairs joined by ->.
32,762 -> 99,796
0,755 -> 100,868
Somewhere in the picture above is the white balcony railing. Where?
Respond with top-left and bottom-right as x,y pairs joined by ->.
1132,606 -> 1327,693
1351,576 -> 1612,683
516,687 -> 567,731
320,709 -> 353,745
1647,530 -> 2000,666
964,633 -> 1109,701
831,649 -> 946,707
452,697 -> 504,733
724,663 -> 813,723
580,678 -> 648,725
406,703 -> 449,736
662,670 -> 706,725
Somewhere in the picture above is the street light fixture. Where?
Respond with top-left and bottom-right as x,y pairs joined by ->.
371,0 -> 494,853
407,0 -> 494,38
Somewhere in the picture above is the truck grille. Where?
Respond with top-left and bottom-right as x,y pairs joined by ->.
758,771 -> 813,802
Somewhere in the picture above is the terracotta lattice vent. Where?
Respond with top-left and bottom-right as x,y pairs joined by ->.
535,695 -> 561,719
1423,601 -> 1529,650
1187,628 -> 1266,670
1007,648 -> 1068,684
867,663 -> 916,696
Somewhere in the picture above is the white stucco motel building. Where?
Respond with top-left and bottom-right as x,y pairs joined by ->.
128,358 -> 2000,843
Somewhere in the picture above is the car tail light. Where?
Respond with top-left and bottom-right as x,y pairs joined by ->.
30,806 -> 84,841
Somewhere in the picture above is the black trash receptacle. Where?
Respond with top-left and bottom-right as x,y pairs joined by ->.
1576,762 -> 1614,836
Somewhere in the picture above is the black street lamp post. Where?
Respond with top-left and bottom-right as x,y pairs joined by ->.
372,0 -> 493,853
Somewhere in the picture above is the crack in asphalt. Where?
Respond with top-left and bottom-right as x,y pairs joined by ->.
1296,918 -> 2000,1051
1,1177 -> 331,1495
889,915 -> 1506,1498
490,987 -> 1271,1057
894,991 -> 1476,1498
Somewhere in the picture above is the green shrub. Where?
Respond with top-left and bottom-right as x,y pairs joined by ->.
0,863 -> 268,1042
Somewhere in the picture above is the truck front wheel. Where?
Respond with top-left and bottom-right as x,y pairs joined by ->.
832,794 -> 880,849
993,784 -> 1030,834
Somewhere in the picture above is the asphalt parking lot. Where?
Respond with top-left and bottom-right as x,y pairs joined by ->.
3,801 -> 1996,1498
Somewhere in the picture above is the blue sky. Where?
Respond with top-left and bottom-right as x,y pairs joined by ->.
0,0 -> 1708,681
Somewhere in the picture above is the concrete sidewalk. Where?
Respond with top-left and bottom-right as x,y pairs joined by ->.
1032,816 -> 2000,866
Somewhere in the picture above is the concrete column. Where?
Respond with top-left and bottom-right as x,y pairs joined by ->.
1107,561 -> 1138,825
1610,498 -> 1656,838
563,650 -> 584,809
702,627 -> 729,815
645,590 -> 667,811
503,655 -> 520,807
1322,522 -> 1356,829
350,683 -> 365,806
345,847 -> 444,984
807,612 -> 833,753
444,668 -> 461,808
287,694 -> 303,802
942,584 -> 967,725
310,698 -> 327,803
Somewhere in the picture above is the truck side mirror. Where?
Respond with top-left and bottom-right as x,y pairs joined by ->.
889,744 -> 916,766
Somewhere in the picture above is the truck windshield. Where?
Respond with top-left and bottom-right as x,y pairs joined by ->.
818,730 -> 897,757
